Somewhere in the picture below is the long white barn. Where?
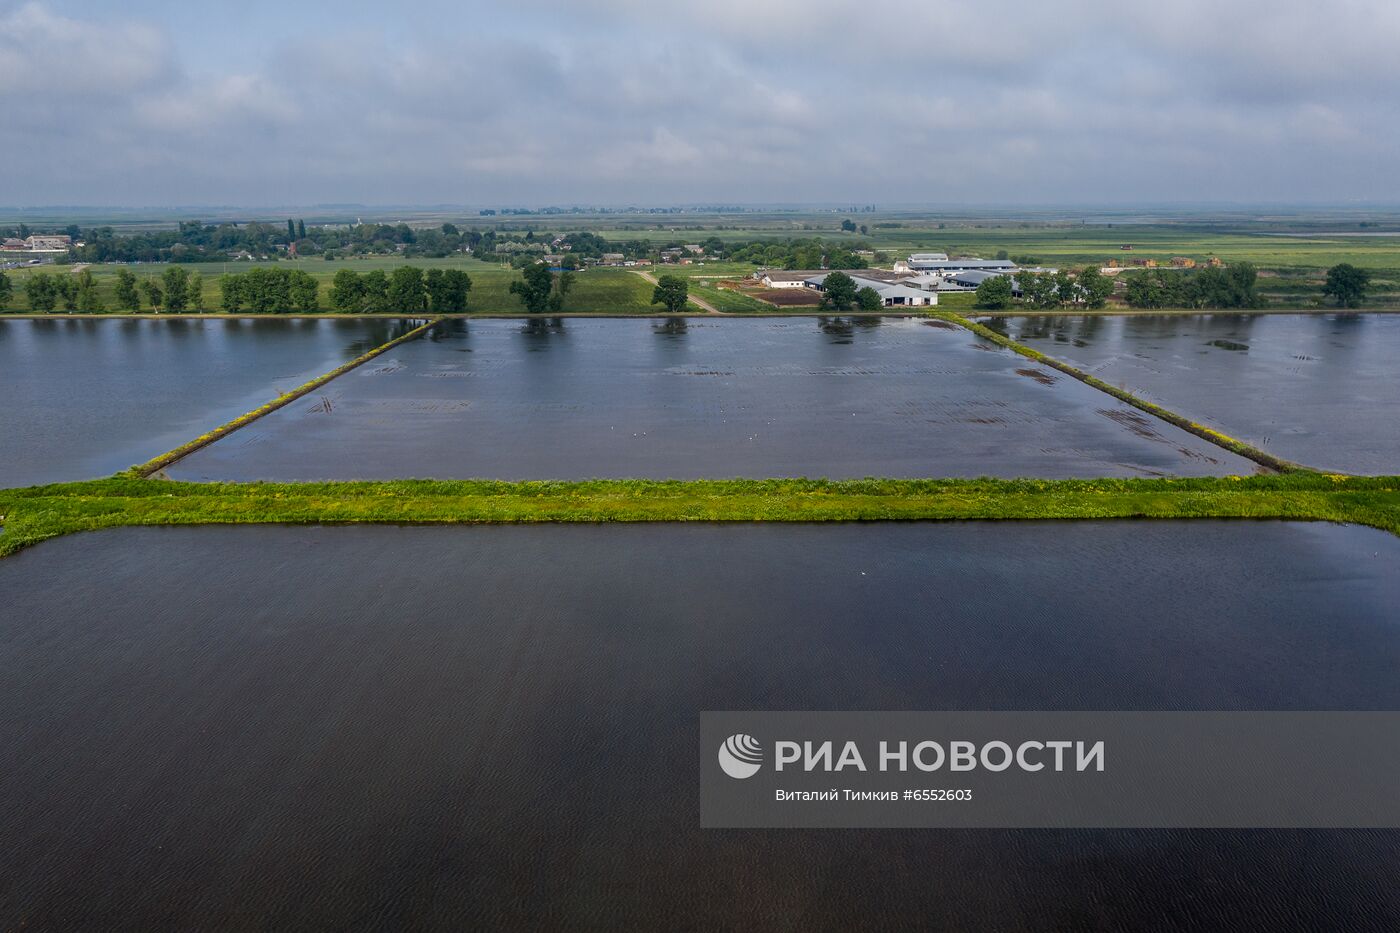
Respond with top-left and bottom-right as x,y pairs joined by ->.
803,272 -> 938,307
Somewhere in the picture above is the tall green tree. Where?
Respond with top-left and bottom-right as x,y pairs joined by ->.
289,270 -> 320,311
1077,266 -> 1113,309
330,269 -> 366,311
548,269 -> 575,313
818,271 -> 857,311
74,269 -> 103,312
185,272 -> 203,310
1322,263 -> 1370,308
650,273 -> 689,313
387,266 -> 427,311
239,268 -> 286,312
974,275 -> 1014,309
24,273 -> 58,312
220,273 -> 245,312
362,270 -> 390,312
139,278 -> 164,311
162,266 -> 190,312
287,219 -> 296,240
855,286 -> 883,311
54,275 -> 79,311
425,268 -> 473,313
296,219 -> 306,239
114,268 -> 140,311
1020,271 -> 1060,309
0,270 -> 12,309
1053,270 -> 1077,306
511,262 -> 556,313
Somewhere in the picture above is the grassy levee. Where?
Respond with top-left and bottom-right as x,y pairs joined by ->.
934,311 -> 1301,473
2,474 -> 1398,559
125,318 -> 440,478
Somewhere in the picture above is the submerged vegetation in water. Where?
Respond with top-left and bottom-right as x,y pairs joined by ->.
2,474 -> 1398,559
933,311 -> 1298,473
125,319 -> 439,478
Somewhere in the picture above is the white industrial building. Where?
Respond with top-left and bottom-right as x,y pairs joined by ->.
895,257 -> 1017,275
759,270 -> 827,288
803,272 -> 938,307
944,269 -> 1022,296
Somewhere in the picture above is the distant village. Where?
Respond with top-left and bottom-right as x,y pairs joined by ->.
1,234 -> 76,253
1,222 -> 1239,310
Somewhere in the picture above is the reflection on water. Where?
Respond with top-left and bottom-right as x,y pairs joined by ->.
3,521 -> 1398,928
651,318 -> 689,339
168,317 -> 1255,482
0,318 -> 411,487
994,314 -> 1400,473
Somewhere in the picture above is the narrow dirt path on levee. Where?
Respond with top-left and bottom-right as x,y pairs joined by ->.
632,270 -> 725,315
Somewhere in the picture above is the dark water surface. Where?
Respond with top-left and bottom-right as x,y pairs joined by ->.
166,317 -> 1254,481
3,521 -> 1398,930
992,313 -> 1400,474
0,318 -> 419,487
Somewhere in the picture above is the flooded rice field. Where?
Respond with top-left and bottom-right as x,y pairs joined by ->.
165,317 -> 1253,481
0,318 -> 420,487
3,521 -> 1398,929
991,313 -> 1400,474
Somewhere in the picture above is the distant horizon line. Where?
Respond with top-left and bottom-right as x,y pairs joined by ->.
4,201 -> 1400,216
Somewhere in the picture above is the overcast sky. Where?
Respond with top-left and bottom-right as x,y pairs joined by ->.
3,0 -> 1399,207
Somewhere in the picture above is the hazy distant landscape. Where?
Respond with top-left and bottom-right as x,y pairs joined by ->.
4,207 -> 1399,313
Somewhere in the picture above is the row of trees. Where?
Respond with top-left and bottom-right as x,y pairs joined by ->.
327,267 -> 473,313
61,219 -> 880,269
1123,264 -> 1264,309
219,268 -> 321,312
72,220 -> 483,263
17,267 -> 204,312
973,264 -> 1269,311
976,268 -> 1114,310
727,238 -> 871,270
1,259 -> 1376,314
22,270 -> 103,311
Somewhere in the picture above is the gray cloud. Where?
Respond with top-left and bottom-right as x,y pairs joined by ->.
2,0 -> 1398,206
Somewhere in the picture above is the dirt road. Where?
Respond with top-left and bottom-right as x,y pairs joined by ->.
632,270 -> 723,314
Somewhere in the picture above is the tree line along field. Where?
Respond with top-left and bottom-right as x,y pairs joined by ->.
0,259 -> 708,314
4,215 -> 1398,312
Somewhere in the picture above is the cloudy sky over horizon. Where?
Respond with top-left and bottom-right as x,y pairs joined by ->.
3,0 -> 1399,207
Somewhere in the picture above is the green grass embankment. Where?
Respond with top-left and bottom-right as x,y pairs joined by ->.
1,474 -> 1398,559
125,318 -> 440,478
934,311 -> 1299,473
